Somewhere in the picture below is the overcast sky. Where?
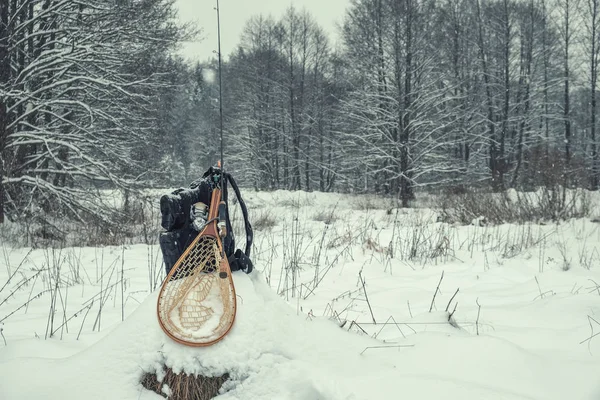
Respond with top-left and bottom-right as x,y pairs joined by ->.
175,0 -> 350,62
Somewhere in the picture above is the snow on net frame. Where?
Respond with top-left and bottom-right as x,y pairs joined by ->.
157,234 -> 236,345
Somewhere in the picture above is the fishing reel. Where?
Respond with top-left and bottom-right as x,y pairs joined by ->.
206,161 -> 228,240
190,202 -> 208,231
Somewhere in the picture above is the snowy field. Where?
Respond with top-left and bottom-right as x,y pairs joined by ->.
1,189 -> 600,399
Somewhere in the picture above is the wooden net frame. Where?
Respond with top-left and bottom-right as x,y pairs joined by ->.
157,188 -> 236,346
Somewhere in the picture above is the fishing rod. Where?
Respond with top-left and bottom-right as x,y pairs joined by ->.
214,0 -> 229,258
215,0 -> 224,175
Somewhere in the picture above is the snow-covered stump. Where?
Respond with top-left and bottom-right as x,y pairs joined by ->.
141,368 -> 229,400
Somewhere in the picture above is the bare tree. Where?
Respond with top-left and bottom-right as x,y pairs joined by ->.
0,0 -> 189,226
584,0 -> 600,189
556,0 -> 581,187
0,0 -> 9,223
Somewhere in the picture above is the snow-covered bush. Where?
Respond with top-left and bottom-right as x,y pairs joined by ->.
437,186 -> 592,225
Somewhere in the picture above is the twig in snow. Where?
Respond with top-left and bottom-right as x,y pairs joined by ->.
25,271 -> 42,314
587,279 -> 600,296
538,238 -> 545,273
445,288 -> 460,312
581,331 -> 600,346
93,257 -> 119,332
407,300 -> 413,318
429,270 -> 444,312
0,323 -> 5,346
580,316 -> 600,353
121,246 -> 125,322
374,315 -> 408,339
476,298 -> 482,336
360,345 -> 414,355
350,320 -> 491,329
77,300 -> 94,340
0,290 -> 51,324
0,249 -> 32,296
300,283 -> 316,299
533,276 -> 554,300
348,320 -> 369,335
583,315 -> 599,337
535,276 -> 543,298
306,238 -> 355,299
51,302 -> 94,337
0,269 -> 43,308
97,250 -> 104,331
57,282 -> 68,339
390,315 -> 416,334
359,270 -> 376,324
45,249 -> 64,340
448,302 -> 458,323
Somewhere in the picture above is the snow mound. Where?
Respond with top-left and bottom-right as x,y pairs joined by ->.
1,270 -> 599,399
0,272 -> 377,399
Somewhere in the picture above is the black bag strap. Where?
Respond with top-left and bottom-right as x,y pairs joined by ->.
224,172 -> 253,257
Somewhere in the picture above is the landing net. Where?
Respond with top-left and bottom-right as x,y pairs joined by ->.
157,235 -> 235,344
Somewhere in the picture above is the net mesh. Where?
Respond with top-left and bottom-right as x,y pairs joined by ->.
157,235 -> 235,344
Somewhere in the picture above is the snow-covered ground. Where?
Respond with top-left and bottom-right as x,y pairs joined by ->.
1,189 -> 600,399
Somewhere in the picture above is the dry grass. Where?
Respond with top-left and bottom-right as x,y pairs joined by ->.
252,209 -> 277,231
141,367 -> 230,400
350,194 -> 393,211
0,191 -> 161,248
312,209 -> 338,225
437,186 -> 591,225
278,193 -> 315,208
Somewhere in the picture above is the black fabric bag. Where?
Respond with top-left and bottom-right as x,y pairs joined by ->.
158,167 -> 253,276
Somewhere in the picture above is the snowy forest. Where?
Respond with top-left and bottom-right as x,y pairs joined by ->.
1,0 -> 600,226
1,2 -> 600,399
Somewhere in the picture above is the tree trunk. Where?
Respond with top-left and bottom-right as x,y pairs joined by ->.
512,1 -> 534,188
563,0 -> 572,187
376,0 -> 390,193
541,0 -> 550,167
476,0 -> 499,191
590,0 -> 599,190
0,0 -> 9,223
400,0 -> 414,207
300,16 -> 309,192
319,117 -> 324,191
498,0 -> 511,191
288,10 -> 301,190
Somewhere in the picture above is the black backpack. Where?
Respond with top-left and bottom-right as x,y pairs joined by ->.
158,166 -> 253,276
